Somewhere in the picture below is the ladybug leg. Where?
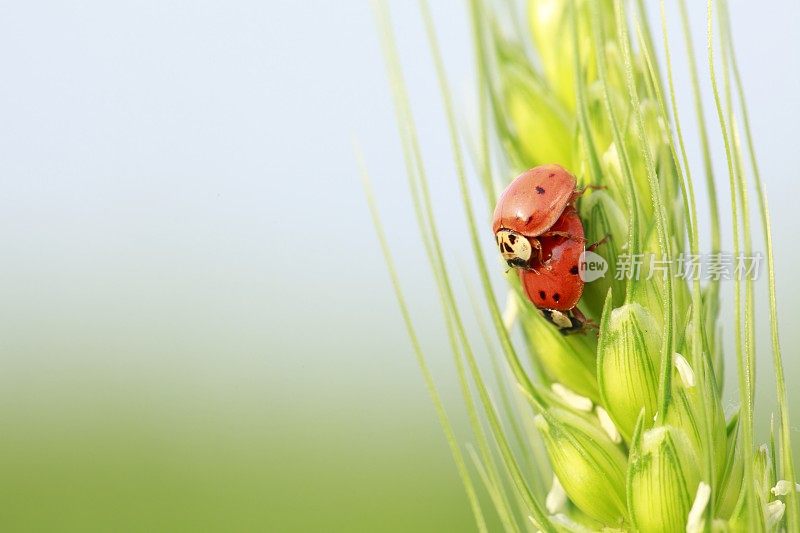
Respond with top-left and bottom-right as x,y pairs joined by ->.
570,307 -> 599,335
506,264 -> 540,275
570,184 -> 607,203
530,237 -> 544,265
571,306 -> 592,326
587,234 -> 611,252
539,230 -> 586,244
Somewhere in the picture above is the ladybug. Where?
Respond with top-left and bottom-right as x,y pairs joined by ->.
493,164 -> 586,270
492,164 -> 608,333
517,206 -> 597,334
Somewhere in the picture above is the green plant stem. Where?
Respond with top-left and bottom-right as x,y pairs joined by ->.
718,1 -> 798,526
468,0 -> 498,212
417,2 -> 553,528
588,0 -> 641,300
570,2 -> 603,185
707,2 -> 755,530
376,0 -> 553,526
373,2 -> 526,529
615,0 -> 676,426
356,147 -> 488,533
677,0 -> 721,254
656,0 -> 717,516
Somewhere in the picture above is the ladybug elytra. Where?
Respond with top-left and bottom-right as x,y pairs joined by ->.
517,206 -> 596,334
493,164 -> 584,269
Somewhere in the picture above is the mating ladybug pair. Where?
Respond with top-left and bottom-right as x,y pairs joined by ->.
492,164 -> 606,334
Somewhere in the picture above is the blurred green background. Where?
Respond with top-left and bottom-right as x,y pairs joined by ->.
0,1 -> 798,531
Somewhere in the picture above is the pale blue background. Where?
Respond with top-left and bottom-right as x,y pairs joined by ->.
0,1 -> 796,530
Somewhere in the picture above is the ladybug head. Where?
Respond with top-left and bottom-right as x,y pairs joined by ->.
495,229 -> 532,269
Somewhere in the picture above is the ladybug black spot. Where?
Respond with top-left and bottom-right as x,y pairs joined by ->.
549,172 -> 555,178
503,243 -> 513,253
553,293 -> 561,302
508,234 -> 517,244
570,265 -> 579,275
538,290 -> 546,300
535,186 -> 545,194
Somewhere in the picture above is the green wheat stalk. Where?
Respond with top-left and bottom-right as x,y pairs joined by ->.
360,0 -> 797,530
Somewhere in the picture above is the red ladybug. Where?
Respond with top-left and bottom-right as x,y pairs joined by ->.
493,164 -> 585,269
517,206 -> 593,334
492,164 -> 608,333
